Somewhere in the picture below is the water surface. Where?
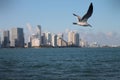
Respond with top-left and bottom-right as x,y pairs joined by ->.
0,48 -> 120,80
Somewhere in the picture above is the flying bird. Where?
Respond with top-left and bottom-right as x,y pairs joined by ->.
73,3 -> 93,27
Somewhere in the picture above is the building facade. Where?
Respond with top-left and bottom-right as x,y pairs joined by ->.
10,28 -> 24,47
2,30 -> 10,48
57,37 -> 67,47
51,34 -> 57,47
73,32 -> 79,46
45,32 -> 52,45
36,25 -> 41,45
68,31 -> 80,46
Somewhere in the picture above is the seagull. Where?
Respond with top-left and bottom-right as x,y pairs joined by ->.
73,3 -> 93,27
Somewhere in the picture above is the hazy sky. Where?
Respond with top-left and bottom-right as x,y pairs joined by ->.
0,0 -> 120,45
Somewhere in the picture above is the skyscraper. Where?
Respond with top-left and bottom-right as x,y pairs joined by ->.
41,33 -> 46,46
29,25 -> 42,47
0,36 -> 1,48
68,31 -> 79,46
57,37 -> 68,47
10,28 -> 24,47
73,32 -> 79,46
51,34 -> 57,47
36,25 -> 41,40
31,34 -> 41,47
68,31 -> 73,45
2,30 -> 10,48
45,32 -> 52,45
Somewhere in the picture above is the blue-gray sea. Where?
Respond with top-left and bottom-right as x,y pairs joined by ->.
0,48 -> 120,80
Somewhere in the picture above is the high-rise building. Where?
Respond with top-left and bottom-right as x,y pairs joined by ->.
2,30 -> 10,47
31,38 -> 40,47
36,25 -> 41,45
51,34 -> 57,47
28,25 -> 42,47
31,34 -> 41,47
10,28 -> 24,47
57,37 -> 68,47
73,32 -> 79,46
0,36 -> 1,48
68,31 -> 79,46
80,39 -> 89,47
36,25 -> 41,39
45,32 -> 52,45
41,33 -> 46,46
68,31 -> 73,45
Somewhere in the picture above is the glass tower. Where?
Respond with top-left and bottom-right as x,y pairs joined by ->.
10,28 -> 24,47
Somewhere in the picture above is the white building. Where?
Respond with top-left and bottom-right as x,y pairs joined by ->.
51,34 -> 57,47
30,34 -> 40,47
80,39 -> 89,47
57,37 -> 67,47
45,32 -> 52,45
90,42 -> 100,48
68,31 -> 79,46
31,38 -> 40,47
30,25 -> 42,47
68,31 -> 73,45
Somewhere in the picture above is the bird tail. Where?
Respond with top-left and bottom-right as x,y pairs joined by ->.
73,22 -> 77,25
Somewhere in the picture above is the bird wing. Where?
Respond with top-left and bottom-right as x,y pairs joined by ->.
81,3 -> 93,21
73,13 -> 81,22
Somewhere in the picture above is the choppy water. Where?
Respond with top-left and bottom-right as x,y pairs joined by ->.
0,48 -> 120,80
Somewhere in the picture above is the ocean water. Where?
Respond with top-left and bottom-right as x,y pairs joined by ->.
0,48 -> 120,80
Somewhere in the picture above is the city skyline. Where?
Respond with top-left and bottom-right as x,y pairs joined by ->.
1,26 -> 120,48
0,26 -> 81,48
0,0 -> 120,46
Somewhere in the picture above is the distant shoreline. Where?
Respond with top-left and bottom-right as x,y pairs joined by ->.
0,46 -> 120,49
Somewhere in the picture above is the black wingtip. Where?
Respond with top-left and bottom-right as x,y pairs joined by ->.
90,2 -> 93,8
73,22 -> 77,25
73,13 -> 76,16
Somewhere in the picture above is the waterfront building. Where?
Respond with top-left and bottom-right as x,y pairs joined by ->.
36,25 -> 41,39
68,31 -> 80,46
73,32 -> 79,46
10,28 -> 24,47
29,25 -> 42,47
90,42 -> 100,48
57,37 -> 68,47
51,34 -> 57,47
31,38 -> 40,47
0,36 -> 1,48
68,31 -> 73,46
30,34 -> 39,47
41,33 -> 46,46
2,30 -> 10,47
80,39 -> 89,47
45,32 -> 52,45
